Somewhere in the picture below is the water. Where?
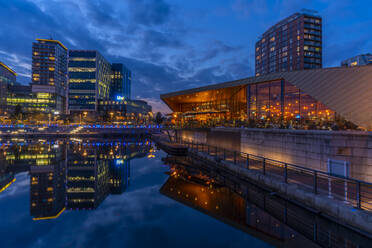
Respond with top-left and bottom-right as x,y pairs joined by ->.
0,138 -> 269,248
0,138 -> 370,248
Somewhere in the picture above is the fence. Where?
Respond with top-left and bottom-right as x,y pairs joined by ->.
175,138 -> 372,212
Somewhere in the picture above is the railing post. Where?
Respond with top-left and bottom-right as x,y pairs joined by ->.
263,158 -> 266,175
284,163 -> 288,183
215,146 -> 218,159
314,171 -> 318,194
246,154 -> 249,169
223,149 -> 226,160
207,145 -> 210,154
234,151 -> 237,164
356,182 -> 361,209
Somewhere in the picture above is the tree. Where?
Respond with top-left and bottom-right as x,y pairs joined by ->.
154,112 -> 164,125
12,104 -> 23,122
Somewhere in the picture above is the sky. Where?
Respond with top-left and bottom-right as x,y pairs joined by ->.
0,0 -> 371,113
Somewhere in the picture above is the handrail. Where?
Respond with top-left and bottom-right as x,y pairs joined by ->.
172,137 -> 372,211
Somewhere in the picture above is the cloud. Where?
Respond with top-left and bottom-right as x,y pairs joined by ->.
0,0 -> 369,113
127,0 -> 172,26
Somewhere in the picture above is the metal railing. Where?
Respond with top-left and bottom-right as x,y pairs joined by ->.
176,138 -> 372,212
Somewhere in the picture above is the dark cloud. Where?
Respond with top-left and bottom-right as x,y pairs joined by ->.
128,0 -> 172,26
1,0 -> 368,113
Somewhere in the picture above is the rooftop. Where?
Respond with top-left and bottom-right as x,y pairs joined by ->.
161,66 -> 372,130
0,61 -> 17,76
35,38 -> 68,51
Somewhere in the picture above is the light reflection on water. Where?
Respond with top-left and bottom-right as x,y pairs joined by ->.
0,138 -> 271,248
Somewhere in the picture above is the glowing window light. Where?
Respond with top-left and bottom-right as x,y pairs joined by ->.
32,207 -> 66,221
0,178 -> 16,193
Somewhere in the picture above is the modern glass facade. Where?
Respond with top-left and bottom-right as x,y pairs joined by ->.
247,80 -> 334,125
0,61 -> 16,115
32,39 -> 68,114
7,85 -> 56,114
68,50 -> 112,112
162,80 -> 335,128
255,12 -> 322,76
341,54 -> 372,67
111,63 -> 132,100
97,99 -> 152,123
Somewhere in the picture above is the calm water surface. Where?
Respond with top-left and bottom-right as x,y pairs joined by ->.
0,138 -> 271,248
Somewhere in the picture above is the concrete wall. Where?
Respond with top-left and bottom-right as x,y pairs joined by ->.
177,128 -> 372,182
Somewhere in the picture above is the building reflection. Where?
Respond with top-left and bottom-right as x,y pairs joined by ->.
161,158 -> 372,248
0,139 -> 151,219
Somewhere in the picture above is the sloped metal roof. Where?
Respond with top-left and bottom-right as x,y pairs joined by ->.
161,66 -> 372,130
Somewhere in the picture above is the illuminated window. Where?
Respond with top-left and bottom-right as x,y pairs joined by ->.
68,67 -> 96,72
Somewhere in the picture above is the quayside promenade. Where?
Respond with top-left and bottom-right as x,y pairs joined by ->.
153,129 -> 372,237
174,128 -> 372,182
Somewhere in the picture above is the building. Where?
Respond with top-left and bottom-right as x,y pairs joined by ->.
32,39 -> 68,114
98,99 -> 152,123
255,11 -> 322,76
111,63 -> 132,100
0,61 -> 16,115
68,50 -> 112,114
97,99 -> 152,123
161,66 -> 372,131
7,84 -> 56,114
341,54 -> 372,67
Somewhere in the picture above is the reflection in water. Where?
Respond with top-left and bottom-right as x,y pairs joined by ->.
0,139 -> 152,220
161,156 -> 372,248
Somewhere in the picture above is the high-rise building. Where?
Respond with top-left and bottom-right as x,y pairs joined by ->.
341,54 -> 372,67
68,50 -> 112,113
110,63 -> 132,100
32,39 -> 68,114
255,11 -> 322,76
0,61 -> 16,115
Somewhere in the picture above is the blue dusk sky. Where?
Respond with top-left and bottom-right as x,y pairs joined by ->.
0,0 -> 371,112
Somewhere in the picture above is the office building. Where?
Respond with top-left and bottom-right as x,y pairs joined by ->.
7,84 -> 56,114
341,54 -> 372,67
97,99 -> 152,123
68,50 -> 112,114
111,63 -> 132,100
32,39 -> 68,114
255,11 -> 322,76
161,66 -> 372,131
0,61 -> 16,115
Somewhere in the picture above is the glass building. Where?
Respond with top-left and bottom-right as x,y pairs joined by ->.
68,50 -> 112,113
161,66 -> 372,131
111,63 -> 132,100
32,39 -> 68,114
255,11 -> 322,76
97,99 -> 152,123
0,61 -> 16,115
341,54 -> 372,67
7,84 -> 58,114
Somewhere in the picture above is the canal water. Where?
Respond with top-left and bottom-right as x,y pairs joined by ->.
0,138 -> 370,248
